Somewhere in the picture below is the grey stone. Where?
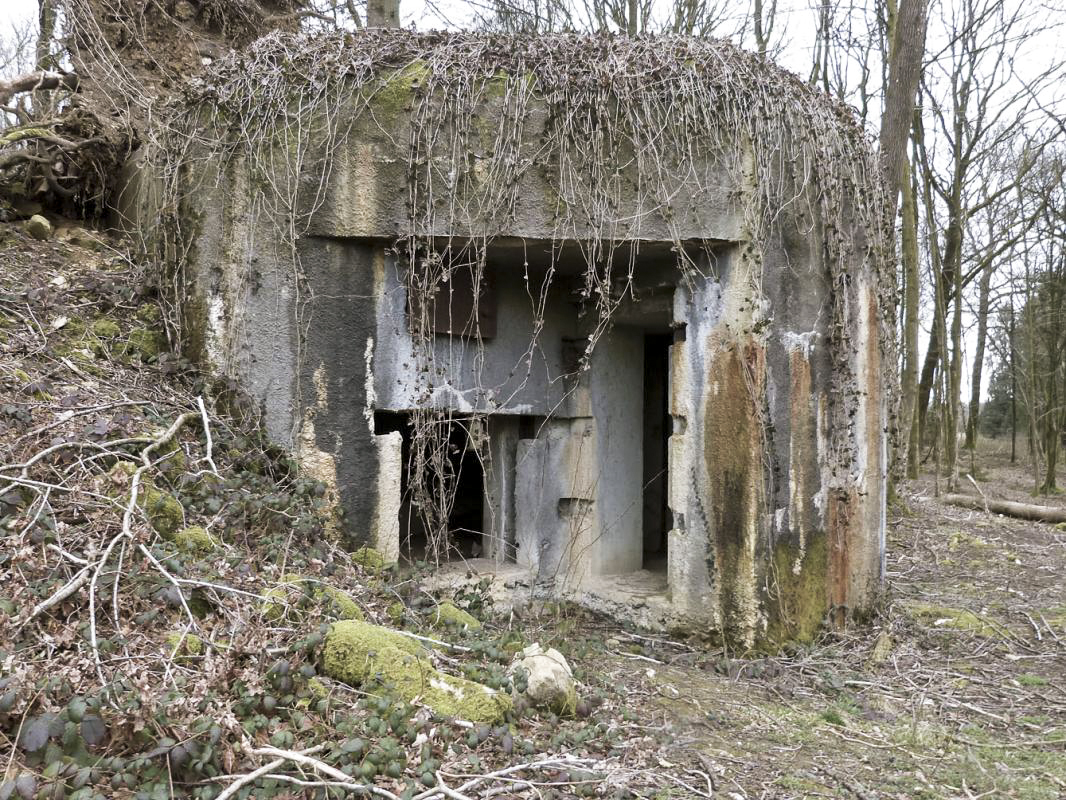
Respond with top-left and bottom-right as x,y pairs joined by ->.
25,215 -> 52,241
512,644 -> 576,714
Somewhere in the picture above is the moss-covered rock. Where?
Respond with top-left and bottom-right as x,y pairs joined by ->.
511,644 -> 576,716
136,304 -> 162,324
25,214 -> 52,241
322,620 -> 510,723
141,487 -> 184,537
172,525 -> 218,552
386,601 -> 406,624
906,604 -> 1003,638
431,601 -> 482,631
164,632 -> 203,663
125,328 -> 167,362
150,428 -> 186,474
319,584 -> 364,621
263,575 -> 364,622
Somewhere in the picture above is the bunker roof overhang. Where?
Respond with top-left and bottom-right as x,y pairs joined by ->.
175,29 -> 882,253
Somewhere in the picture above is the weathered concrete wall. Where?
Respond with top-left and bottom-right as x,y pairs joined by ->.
298,69 -> 745,245
372,254 -> 577,415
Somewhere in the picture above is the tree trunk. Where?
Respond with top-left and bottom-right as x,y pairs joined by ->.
945,221 -> 964,491
1009,301 -> 1017,462
917,320 -> 940,444
36,0 -> 58,71
901,152 -> 921,478
878,0 -> 928,213
942,494 -> 1066,523
965,256 -> 994,451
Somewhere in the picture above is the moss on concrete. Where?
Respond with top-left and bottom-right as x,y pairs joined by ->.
431,601 -> 482,631
704,340 -> 763,647
761,532 -> 828,649
368,60 -> 429,124
322,620 -> 510,723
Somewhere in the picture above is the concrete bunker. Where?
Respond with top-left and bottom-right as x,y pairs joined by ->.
144,31 -> 891,648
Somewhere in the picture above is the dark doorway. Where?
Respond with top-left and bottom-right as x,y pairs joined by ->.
374,412 -> 486,564
446,421 -> 486,560
642,333 -> 671,572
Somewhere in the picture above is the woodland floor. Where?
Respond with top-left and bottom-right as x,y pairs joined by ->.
2,222 -> 1065,800
566,448 -> 1066,799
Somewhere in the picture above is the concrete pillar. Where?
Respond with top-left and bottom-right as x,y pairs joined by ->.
483,416 -> 519,562
589,329 -> 644,575
371,431 -> 403,563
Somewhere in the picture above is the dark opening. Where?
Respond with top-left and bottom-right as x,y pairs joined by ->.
447,421 -> 486,560
518,414 -> 545,440
374,411 -> 486,564
642,334 -> 671,572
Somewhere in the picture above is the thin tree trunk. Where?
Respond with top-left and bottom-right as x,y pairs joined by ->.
1025,256 -> 1041,486
901,153 -> 921,478
945,246 -> 963,491
965,256 -> 993,451
1009,302 -> 1017,462
879,0 -> 928,212
36,0 -> 58,71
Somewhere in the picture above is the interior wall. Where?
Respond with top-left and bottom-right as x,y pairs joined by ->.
588,328 -> 645,575
372,254 -> 577,416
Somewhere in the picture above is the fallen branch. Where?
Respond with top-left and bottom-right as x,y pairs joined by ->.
215,745 -> 325,800
942,494 -> 1066,523
20,566 -> 90,625
246,746 -> 400,799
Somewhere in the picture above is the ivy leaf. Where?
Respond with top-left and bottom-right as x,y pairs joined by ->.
17,713 -> 55,752
80,714 -> 108,747
13,775 -> 36,800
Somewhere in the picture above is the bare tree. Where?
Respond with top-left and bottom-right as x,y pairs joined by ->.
913,0 -> 1059,488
